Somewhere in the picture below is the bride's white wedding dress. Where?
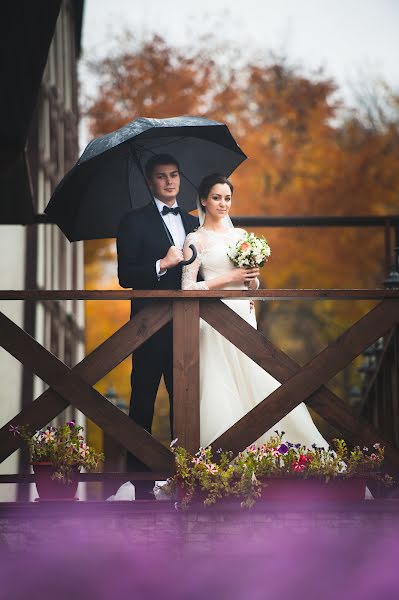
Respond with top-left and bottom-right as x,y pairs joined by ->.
182,226 -> 329,450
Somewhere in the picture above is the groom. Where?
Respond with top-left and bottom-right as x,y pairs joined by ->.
117,153 -> 199,498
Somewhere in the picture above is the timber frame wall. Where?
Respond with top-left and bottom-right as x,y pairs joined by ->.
12,1 -> 84,500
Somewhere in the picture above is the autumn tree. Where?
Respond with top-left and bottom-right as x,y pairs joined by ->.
82,34 -> 399,442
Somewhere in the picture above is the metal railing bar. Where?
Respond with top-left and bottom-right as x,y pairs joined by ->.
0,289 -> 399,301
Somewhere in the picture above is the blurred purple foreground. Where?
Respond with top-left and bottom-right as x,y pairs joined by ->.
1,504 -> 399,600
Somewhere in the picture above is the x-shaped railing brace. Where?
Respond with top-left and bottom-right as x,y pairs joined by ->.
0,298 -> 398,471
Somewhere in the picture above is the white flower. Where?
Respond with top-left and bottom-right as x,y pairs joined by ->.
227,232 -> 271,269
42,430 -> 55,443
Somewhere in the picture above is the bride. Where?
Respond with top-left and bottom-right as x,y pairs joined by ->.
181,173 -> 329,450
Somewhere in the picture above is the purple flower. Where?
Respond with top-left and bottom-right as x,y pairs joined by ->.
277,443 -> 289,455
295,443 -> 301,449
8,425 -> 20,436
67,421 -> 75,428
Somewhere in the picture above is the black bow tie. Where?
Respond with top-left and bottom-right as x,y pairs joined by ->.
161,205 -> 180,216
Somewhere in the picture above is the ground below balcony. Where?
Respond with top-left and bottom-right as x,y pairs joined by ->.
1,500 -> 399,554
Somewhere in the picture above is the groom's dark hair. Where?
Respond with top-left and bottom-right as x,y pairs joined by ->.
145,154 -> 180,179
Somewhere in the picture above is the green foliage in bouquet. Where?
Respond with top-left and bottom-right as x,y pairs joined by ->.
10,421 -> 104,483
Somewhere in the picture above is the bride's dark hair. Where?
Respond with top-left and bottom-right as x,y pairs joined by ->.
197,173 -> 234,200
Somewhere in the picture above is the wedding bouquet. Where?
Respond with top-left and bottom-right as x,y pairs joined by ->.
227,232 -> 271,268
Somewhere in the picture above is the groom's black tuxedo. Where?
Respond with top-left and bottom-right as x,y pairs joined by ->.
117,201 -> 198,497
117,201 -> 198,315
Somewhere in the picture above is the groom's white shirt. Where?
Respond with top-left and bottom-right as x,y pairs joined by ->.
154,197 -> 186,277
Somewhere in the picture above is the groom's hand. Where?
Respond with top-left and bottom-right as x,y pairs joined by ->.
160,246 -> 184,270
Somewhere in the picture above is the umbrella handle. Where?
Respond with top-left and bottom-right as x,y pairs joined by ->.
180,244 -> 197,266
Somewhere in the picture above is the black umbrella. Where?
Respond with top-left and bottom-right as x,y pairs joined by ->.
45,116 -> 247,242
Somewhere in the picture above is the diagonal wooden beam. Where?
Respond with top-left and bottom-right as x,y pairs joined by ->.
201,300 -> 399,468
0,305 -> 173,470
0,302 -> 173,462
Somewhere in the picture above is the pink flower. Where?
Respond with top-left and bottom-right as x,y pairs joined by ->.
79,443 -> 89,457
292,462 -> 306,472
247,444 -> 257,454
370,453 -> 379,461
206,464 -> 218,474
8,425 -> 20,437
240,242 -> 250,251
191,457 -> 201,465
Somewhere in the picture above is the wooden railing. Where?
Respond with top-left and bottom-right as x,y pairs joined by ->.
1,289 -> 399,494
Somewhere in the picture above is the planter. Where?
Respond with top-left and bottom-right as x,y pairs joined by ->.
174,475 -> 369,508
32,462 -> 80,501
175,481 -> 238,507
259,476 -> 367,502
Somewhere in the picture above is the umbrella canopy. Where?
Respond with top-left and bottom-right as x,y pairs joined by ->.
45,116 -> 247,241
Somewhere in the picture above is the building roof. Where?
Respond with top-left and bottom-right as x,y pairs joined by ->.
0,1 -> 84,224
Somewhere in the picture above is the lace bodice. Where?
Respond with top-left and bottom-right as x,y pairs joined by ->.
182,227 -> 249,291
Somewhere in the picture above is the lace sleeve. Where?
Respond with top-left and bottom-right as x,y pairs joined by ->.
181,232 -> 209,290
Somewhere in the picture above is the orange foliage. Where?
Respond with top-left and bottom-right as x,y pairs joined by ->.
83,34 -> 399,431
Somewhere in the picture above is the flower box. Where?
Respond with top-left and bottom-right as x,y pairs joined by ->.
32,462 -> 80,501
169,434 -> 391,509
259,476 -> 367,502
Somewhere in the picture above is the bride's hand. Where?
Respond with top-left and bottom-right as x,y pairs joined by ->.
229,267 -> 259,285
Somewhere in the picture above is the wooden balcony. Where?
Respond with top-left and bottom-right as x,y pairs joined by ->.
1,289 -> 399,497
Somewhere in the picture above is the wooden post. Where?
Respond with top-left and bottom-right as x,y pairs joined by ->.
173,299 -> 200,453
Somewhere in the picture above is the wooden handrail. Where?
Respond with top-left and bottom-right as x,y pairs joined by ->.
0,472 -> 172,484
0,289 -> 399,300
